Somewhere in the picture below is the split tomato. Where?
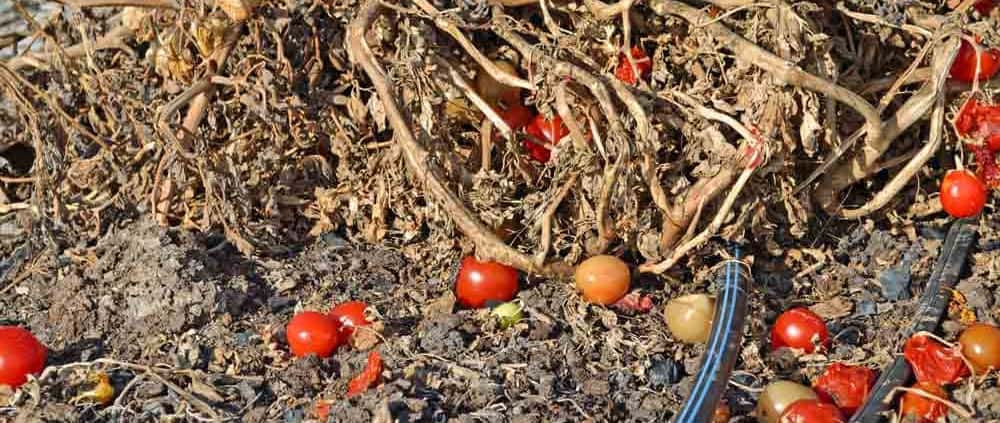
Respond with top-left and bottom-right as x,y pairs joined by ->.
523,115 -> 570,163
949,39 -> 1000,82
899,381 -> 948,422
779,399 -> 846,423
455,256 -> 520,309
770,307 -> 830,353
812,363 -> 878,416
347,350 -> 383,397
954,98 -> 1000,152
939,169 -> 988,218
287,311 -> 341,358
329,301 -> 370,338
0,326 -> 47,388
902,334 -> 969,385
615,46 -> 653,85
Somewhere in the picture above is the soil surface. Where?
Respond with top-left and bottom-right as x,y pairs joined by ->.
2,215 -> 999,422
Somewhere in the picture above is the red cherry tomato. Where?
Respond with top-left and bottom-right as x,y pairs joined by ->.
812,363 -> 878,416
499,103 -> 534,131
330,301 -> 370,338
770,307 -> 830,353
455,256 -> 519,309
902,334 -> 969,385
974,0 -> 996,14
615,46 -> 653,85
287,311 -> 341,358
780,399 -> 846,423
899,381 -> 948,422
0,326 -> 47,389
523,115 -> 570,163
939,169 -> 988,218
949,39 -> 1000,82
347,350 -> 383,397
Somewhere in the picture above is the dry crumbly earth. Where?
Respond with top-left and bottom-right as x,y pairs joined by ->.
3,0 -> 1000,421
1,215 -> 999,422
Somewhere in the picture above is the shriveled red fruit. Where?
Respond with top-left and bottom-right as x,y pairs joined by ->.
958,324 -> 1000,374
523,115 -> 570,163
903,334 -> 969,385
0,326 -> 47,388
330,301 -> 370,338
954,98 -> 1000,152
455,256 -> 519,308
939,169 -> 988,218
770,307 -> 830,353
779,399 -> 846,423
499,103 -> 534,131
899,381 -> 948,422
949,39 -> 1000,82
812,363 -> 878,416
615,46 -> 653,85
970,145 -> 1000,188
287,311 -> 341,358
347,350 -> 383,397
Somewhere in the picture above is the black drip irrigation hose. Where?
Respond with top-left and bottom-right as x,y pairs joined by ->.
850,219 -> 978,423
673,245 -> 752,423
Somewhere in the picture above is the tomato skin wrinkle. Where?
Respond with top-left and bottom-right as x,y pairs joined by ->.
903,335 -> 969,385
770,307 -> 830,353
347,351 -> 383,397
949,39 -> 1000,82
812,363 -> 878,416
899,381 -> 949,422
455,257 -> 519,309
0,326 -> 47,389
939,169 -> 988,218
779,399 -> 846,423
615,46 -> 652,85
286,311 -> 341,358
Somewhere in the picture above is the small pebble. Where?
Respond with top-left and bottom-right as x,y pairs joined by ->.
648,357 -> 683,388
854,300 -> 877,317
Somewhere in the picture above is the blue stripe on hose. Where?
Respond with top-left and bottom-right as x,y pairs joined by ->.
676,245 -> 741,422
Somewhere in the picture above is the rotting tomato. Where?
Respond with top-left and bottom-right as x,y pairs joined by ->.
0,326 -> 47,389
454,256 -> 520,309
615,46 -> 653,85
779,399 -> 846,423
899,381 -> 949,422
330,301 -> 370,338
498,103 -> 534,132
902,334 -> 969,385
523,114 -> 570,163
970,145 -> 1000,188
939,169 -> 988,218
347,350 -> 383,397
812,363 -> 878,416
574,255 -> 631,305
949,38 -> 1000,82
286,311 -> 341,358
958,324 -> 1000,374
954,98 -> 1000,152
770,307 -> 830,353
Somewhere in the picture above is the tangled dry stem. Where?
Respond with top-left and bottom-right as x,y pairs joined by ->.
348,0 -> 572,277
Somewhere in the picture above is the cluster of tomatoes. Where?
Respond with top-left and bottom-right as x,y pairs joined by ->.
285,300 -> 382,401
896,324 -> 1000,421
476,47 -> 652,165
0,326 -> 47,389
757,363 -> 877,423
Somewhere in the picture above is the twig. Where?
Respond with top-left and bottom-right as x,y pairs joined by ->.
553,81 -> 591,153
444,59 -> 513,138
659,169 -> 736,251
835,2 -> 933,38
535,172 -> 579,267
55,0 -> 180,9
348,0 -> 571,276
838,39 -> 957,219
886,386 -> 973,419
592,153 -> 624,254
641,164 -> 755,274
410,0 -> 534,91
584,0 -> 634,20
6,25 -> 134,72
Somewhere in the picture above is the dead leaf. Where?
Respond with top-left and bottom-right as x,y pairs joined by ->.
809,297 -> 853,320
